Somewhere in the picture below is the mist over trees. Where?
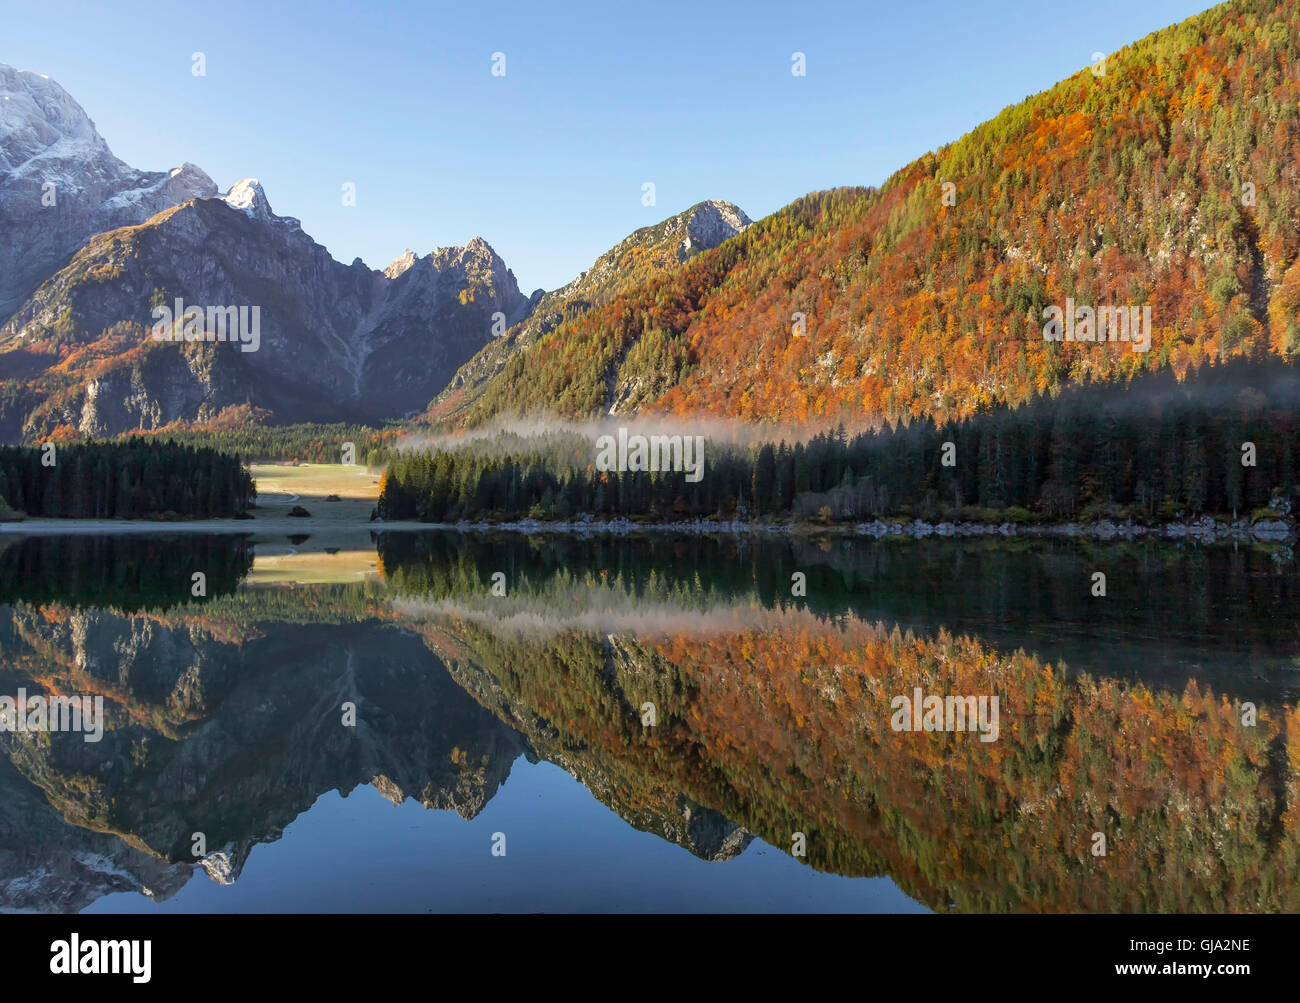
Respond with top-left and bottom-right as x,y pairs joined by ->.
379,358 -> 1300,524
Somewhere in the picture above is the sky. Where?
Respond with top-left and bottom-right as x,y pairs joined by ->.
4,0 -> 1211,292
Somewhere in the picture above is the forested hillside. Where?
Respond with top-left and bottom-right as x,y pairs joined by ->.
425,201 -> 751,425
455,0 -> 1300,429
380,357 -> 1299,523
120,407 -> 399,465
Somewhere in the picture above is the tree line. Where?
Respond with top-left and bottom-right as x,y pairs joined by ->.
0,439 -> 255,519
379,357 -> 1300,524
120,413 -> 398,466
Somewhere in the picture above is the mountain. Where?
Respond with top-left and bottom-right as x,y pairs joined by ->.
357,237 -> 537,414
0,175 -> 536,439
0,62 -> 540,440
426,199 -> 751,424
0,63 -> 218,320
16,0 -> 1287,443
448,0 -> 1300,431
0,63 -> 758,442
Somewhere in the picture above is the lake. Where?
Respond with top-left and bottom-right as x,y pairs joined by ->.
0,530 -> 1295,913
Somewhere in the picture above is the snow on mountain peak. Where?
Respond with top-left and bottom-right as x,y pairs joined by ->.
0,63 -> 224,317
0,62 -> 110,174
224,178 -> 273,219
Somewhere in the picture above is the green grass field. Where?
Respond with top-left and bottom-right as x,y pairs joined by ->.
250,462 -> 381,502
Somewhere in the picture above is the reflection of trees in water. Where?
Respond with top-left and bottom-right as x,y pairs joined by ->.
0,534 -> 253,612
424,606 -> 1300,913
378,532 -> 1300,698
0,532 -> 1296,913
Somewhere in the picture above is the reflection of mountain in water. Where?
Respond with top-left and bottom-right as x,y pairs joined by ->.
0,530 -> 1298,912
0,598 -> 526,905
434,625 -> 754,863
0,557 -> 753,909
0,754 -> 190,912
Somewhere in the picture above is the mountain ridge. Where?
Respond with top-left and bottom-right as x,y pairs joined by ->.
0,183 -> 540,437
0,63 -> 219,320
446,0 -> 1300,431
0,61 -> 754,441
425,198 -> 753,425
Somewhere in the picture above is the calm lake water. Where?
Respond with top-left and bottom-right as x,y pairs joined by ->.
1,530 -> 1296,913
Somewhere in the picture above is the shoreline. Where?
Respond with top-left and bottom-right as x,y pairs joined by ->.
0,517 -> 429,536
398,514 -> 1297,545
1,513 -> 1293,546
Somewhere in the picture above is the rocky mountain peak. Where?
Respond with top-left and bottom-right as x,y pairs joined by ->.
384,248 -> 418,279
100,161 -> 218,216
428,235 -> 505,274
0,63 -> 108,173
674,200 -> 752,258
0,63 -> 221,319
223,178 -> 273,220
169,162 -> 216,191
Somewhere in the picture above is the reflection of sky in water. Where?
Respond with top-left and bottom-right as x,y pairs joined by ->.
86,760 -> 923,914
5,532 -> 1297,913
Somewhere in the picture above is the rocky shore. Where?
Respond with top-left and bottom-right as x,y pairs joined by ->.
426,513 -> 1296,546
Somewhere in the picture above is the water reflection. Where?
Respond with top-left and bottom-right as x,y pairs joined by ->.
0,531 -> 1295,912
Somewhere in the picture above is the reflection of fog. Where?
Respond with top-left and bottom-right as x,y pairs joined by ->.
2,531 -> 1299,915
391,596 -> 775,640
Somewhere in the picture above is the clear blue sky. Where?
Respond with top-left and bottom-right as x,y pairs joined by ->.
4,0 -> 1210,292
